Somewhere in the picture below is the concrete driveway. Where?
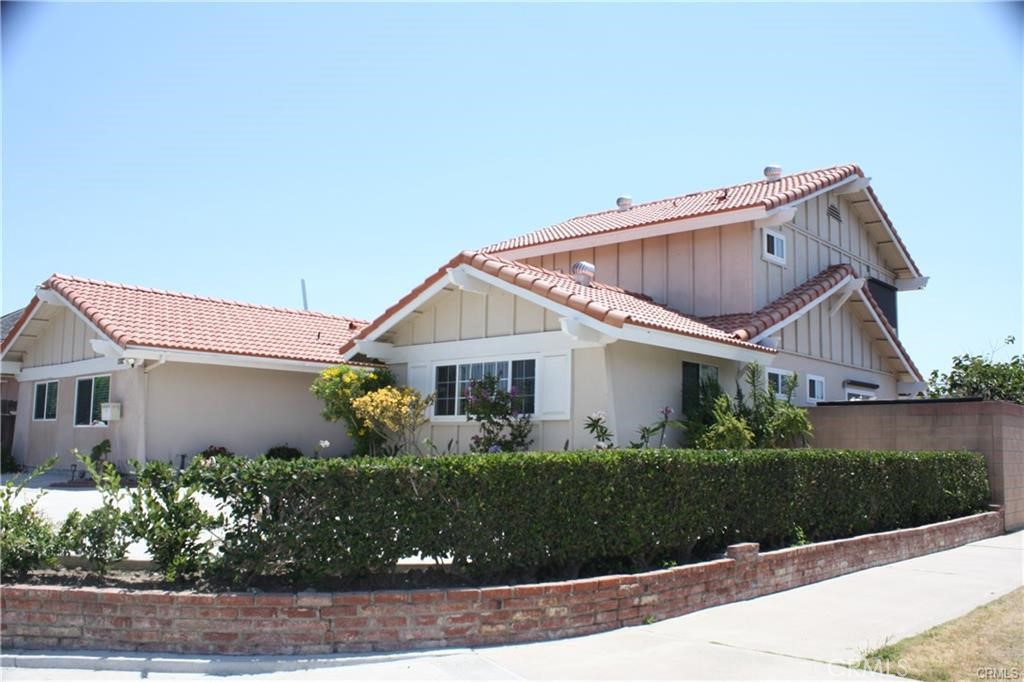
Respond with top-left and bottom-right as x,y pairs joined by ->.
3,531 -> 1021,681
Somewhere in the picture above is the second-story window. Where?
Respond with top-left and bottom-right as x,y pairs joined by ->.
763,228 -> 786,266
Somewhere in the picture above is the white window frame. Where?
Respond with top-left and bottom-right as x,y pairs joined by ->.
431,354 -> 539,422
846,387 -> 876,401
766,368 -> 795,401
32,380 -> 59,421
73,374 -> 111,428
806,374 -> 826,403
762,228 -> 787,266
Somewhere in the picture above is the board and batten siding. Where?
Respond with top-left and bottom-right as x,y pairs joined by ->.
21,305 -> 102,369
753,190 -> 897,311
520,223 -> 755,318
387,287 -> 560,347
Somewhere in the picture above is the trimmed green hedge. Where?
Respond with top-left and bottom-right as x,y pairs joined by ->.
187,449 -> 989,585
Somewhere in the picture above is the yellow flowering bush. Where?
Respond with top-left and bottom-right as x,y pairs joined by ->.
351,387 -> 433,456
310,365 -> 395,455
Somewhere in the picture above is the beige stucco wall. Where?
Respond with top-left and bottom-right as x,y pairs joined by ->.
522,222 -> 755,317
769,351 -> 898,404
21,305 -> 102,369
15,366 -> 143,469
145,363 -> 352,462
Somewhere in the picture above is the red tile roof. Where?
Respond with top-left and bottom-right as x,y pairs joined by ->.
702,264 -> 921,380
3,274 -> 370,365
485,164 -> 865,253
342,251 -> 775,356
702,264 -> 855,341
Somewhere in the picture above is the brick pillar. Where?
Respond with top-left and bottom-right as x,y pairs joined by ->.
726,542 -> 760,601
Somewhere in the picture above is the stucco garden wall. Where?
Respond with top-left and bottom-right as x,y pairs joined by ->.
810,400 -> 1024,531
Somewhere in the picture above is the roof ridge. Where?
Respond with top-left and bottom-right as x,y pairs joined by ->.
541,163 -> 862,225
46,273 -> 369,324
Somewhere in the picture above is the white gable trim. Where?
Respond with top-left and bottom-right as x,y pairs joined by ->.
348,264 -> 773,365
853,291 -> 922,382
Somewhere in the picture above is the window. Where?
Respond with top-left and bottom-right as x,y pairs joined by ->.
763,228 -> 786,265
434,359 -> 536,417
33,381 -> 58,421
682,361 -> 719,416
74,375 -> 110,427
766,368 -> 795,401
807,375 -> 826,403
846,388 -> 875,401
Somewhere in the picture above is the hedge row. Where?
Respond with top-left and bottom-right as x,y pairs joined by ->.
188,449 -> 990,585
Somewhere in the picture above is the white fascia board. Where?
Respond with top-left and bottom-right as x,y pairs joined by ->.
352,340 -> 395,358
18,356 -> 125,382
493,206 -> 768,261
753,206 -> 798,230
1,360 -> 23,375
122,346 -> 334,374
560,317 -> 617,345
354,276 -> 455,351
854,291 -> 922,382
774,174 -> 861,211
829,277 -> 866,317
833,177 -> 872,195
894,276 -> 930,292
364,330 -> 601,366
447,269 -> 490,294
465,267 -> 773,363
752,274 -> 854,344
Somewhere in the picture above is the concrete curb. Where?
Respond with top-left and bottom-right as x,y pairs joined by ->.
0,647 -> 471,674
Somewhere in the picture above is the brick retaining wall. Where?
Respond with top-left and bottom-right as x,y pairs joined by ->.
0,509 -> 1003,655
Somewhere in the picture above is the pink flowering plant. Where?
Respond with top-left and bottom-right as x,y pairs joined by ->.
464,375 -> 533,453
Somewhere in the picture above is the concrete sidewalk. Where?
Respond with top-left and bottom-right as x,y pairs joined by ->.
3,531 -> 1021,681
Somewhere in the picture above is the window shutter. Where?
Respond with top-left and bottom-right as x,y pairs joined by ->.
538,354 -> 570,420
408,364 -> 429,396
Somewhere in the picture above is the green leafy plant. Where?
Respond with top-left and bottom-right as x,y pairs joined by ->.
0,457 -> 61,579
696,395 -> 754,449
60,453 -> 133,575
629,407 -> 687,448
310,365 -> 396,454
264,444 -> 305,460
583,411 -> 614,449
127,460 -> 219,581
928,336 -> 1023,404
464,374 -> 533,453
89,438 -> 112,465
198,445 -> 236,459
1,446 -> 20,473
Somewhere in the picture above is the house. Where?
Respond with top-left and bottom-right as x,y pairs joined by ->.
1,309 -> 24,455
340,163 -> 927,451
0,275 -> 371,469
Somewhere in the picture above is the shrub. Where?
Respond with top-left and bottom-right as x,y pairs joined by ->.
198,445 -> 235,459
127,460 -> 219,581
265,444 -> 305,460
928,335 -> 1023,404
187,448 -> 989,585
696,395 -> 753,449
464,375 -> 533,452
310,365 -> 396,454
59,453 -> 133,575
351,386 -> 433,455
1,446 -> 20,473
0,457 -> 61,578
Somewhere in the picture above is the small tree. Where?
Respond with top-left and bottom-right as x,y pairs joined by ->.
465,375 -> 533,452
310,365 -> 396,454
928,336 -> 1023,405
351,386 -> 434,455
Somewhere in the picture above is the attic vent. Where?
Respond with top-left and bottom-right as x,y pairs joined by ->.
763,164 -> 783,182
571,261 -> 596,287
827,203 -> 842,222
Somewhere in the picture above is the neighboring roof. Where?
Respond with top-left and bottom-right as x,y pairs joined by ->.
702,263 -> 922,381
484,164 -> 864,253
2,274 -> 369,365
342,251 -> 774,356
0,309 -> 24,344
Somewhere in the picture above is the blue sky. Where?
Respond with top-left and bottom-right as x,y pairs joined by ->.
2,2 -> 1021,377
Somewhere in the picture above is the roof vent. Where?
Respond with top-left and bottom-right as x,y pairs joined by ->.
763,164 -> 783,182
616,196 -> 633,211
571,261 -> 596,287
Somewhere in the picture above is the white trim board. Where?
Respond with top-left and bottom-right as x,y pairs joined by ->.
18,356 -> 126,382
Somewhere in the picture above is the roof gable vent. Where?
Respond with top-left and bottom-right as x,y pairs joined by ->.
763,164 -> 783,182
827,203 -> 842,222
571,261 -> 595,287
